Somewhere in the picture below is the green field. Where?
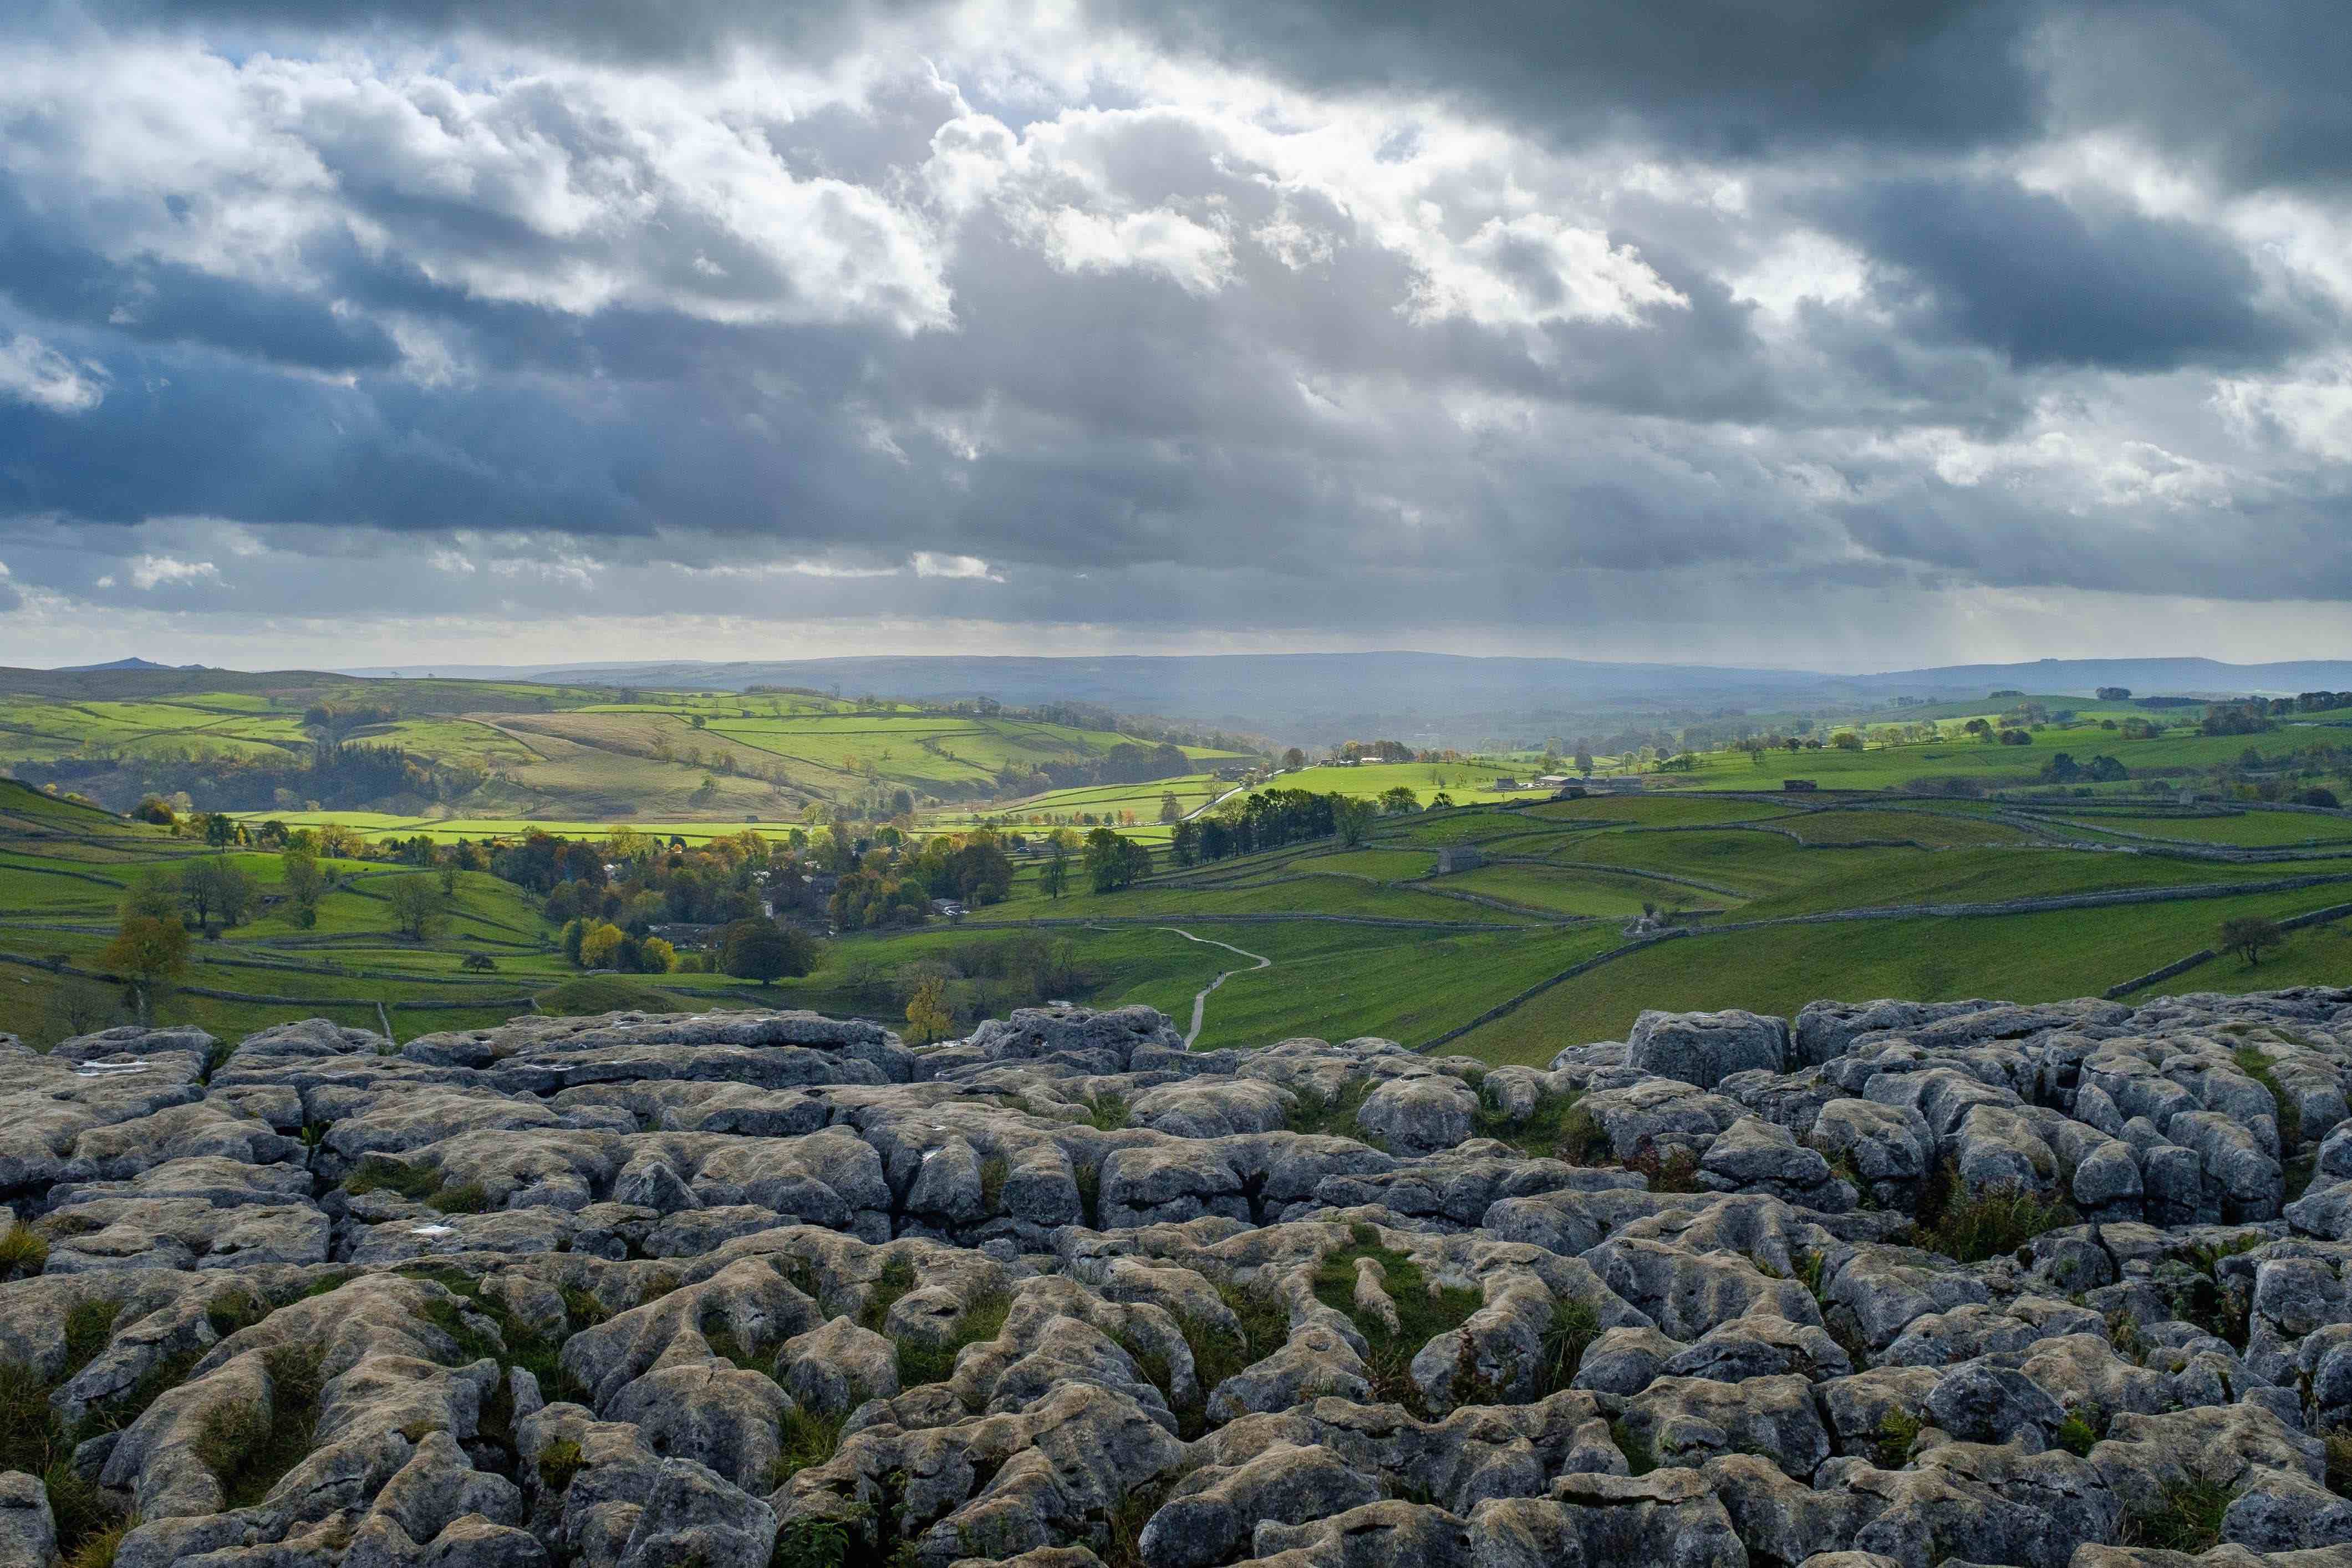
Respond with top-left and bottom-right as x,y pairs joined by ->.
1435,863 -> 1673,918
0,671 -> 1256,823
1662,721 -> 2307,793
1450,883 -> 2352,1066
2042,811 -> 2352,848
1244,761 -> 1529,808
922,774 -> 1240,832
4,707 -> 2348,1068
1775,808 -> 2038,846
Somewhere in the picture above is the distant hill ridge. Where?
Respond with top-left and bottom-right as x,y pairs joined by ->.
55,656 -> 211,673
334,651 -> 2352,736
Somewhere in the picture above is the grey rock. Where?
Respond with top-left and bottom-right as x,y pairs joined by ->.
0,1470 -> 57,1568
1627,1009 -> 1791,1090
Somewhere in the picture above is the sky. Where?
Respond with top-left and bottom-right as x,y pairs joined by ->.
0,0 -> 2349,673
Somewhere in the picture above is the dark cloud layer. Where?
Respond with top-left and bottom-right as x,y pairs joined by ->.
0,0 -> 2348,663
1813,175 -> 2317,371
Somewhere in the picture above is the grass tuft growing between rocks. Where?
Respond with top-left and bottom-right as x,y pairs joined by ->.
1286,1080 -> 1372,1139
2169,1235 -> 2261,1349
63,1515 -> 134,1568
858,1258 -> 918,1334
561,1286 -> 612,1331
1555,1101 -> 1614,1165
770,1404 -> 847,1489
895,1290 -> 1012,1387
2324,1427 -> 2352,1498
770,1515 -> 857,1568
63,1299 -> 121,1372
2124,1477 -> 2236,1554
1610,1418 -> 1656,1475
2233,1046 -> 2303,1152
536,1436 -> 585,1494
978,1156 -> 1009,1213
1310,1224 -> 1482,1413
195,1344 -> 325,1510
1206,1281 -> 1289,1387
205,1290 -> 268,1341
1872,1407 -> 1922,1469
2055,1406 -> 2106,1458
1085,1094 -> 1131,1132
1912,1162 -> 2077,1263
0,1223 -> 48,1280
1,1297 -> 140,1561
1099,1480 -> 1170,1568
344,1155 -> 492,1214
1533,1297 -> 1601,1398
1471,1091 -> 1589,1161
1626,1141 -> 1703,1194
2105,1309 -> 2151,1366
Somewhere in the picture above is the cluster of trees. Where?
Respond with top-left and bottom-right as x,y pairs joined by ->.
14,741 -> 478,815
1082,827 -> 1154,890
829,867 -> 932,931
2040,752 -> 2130,784
1165,788 -> 1350,866
2202,702 -> 2277,737
2196,741 -> 2351,806
1735,735 -> 1831,760
301,703 -> 399,754
113,844 -> 430,936
121,858 -> 260,934
900,832 -> 1014,905
2238,691 -> 2352,717
559,917 -> 676,973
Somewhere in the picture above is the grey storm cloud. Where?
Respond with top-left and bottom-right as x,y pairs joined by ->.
1809,175 -> 2322,373
0,0 -> 2349,663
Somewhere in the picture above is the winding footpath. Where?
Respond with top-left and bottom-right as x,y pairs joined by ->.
1152,924 -> 1274,1045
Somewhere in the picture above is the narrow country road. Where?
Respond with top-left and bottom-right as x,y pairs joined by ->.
1179,775 -> 1262,821
1152,925 -> 1274,1046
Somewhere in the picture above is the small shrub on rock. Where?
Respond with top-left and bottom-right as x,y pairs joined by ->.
2324,1427 -> 2352,1498
1913,1162 -> 2076,1262
536,1437 -> 584,1493
2125,1477 -> 2235,1554
1627,1141 -> 1702,1194
1554,1102 -> 1613,1165
0,1223 -> 48,1280
1874,1408 -> 1922,1469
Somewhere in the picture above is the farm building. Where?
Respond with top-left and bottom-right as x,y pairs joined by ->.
1434,844 -> 1485,874
1784,778 -> 1819,792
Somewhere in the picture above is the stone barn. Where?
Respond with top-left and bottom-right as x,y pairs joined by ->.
1434,843 -> 1485,875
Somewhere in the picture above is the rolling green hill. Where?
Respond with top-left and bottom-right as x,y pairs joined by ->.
0,701 -> 2343,1067
0,669 -> 1254,822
